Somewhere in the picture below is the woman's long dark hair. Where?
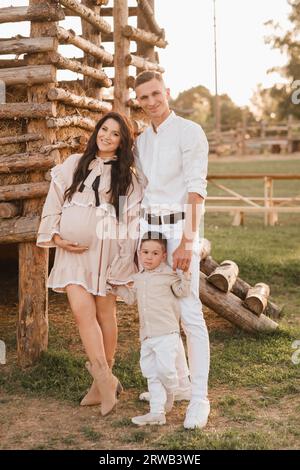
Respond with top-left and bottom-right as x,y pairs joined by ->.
64,112 -> 135,219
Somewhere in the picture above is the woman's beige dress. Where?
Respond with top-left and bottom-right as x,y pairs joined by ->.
36,153 -> 142,296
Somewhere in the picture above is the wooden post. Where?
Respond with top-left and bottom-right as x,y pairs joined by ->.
287,114 -> 293,154
81,0 -> 103,99
113,0 -> 130,114
261,120 -> 266,154
137,0 -> 155,74
17,0 -> 58,367
264,176 -> 277,226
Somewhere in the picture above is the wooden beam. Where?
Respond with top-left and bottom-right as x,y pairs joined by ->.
137,0 -> 165,38
0,59 -> 27,68
127,75 -> 136,89
0,182 -> 49,202
125,53 -> 165,72
0,65 -> 56,86
126,98 -> 141,109
0,153 -> 55,174
0,37 -> 56,55
0,202 -> 20,218
199,272 -> 278,333
56,26 -> 113,64
40,136 -> 86,154
0,5 -> 65,23
47,115 -> 97,131
113,0 -> 130,115
49,52 -> 112,87
0,102 -> 56,119
123,25 -> 168,48
201,256 -> 282,319
48,87 -> 112,112
59,0 -> 111,34
99,6 -> 138,16
0,133 -> 42,145
137,0 -> 156,73
0,215 -> 40,244
100,32 -> 114,42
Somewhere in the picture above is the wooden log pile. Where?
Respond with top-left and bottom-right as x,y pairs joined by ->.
199,239 -> 282,332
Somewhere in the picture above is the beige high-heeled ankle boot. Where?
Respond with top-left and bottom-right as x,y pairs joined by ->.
85,359 -> 119,416
80,358 -> 123,406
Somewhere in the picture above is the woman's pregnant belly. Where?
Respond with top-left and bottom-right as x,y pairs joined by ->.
59,206 -> 97,247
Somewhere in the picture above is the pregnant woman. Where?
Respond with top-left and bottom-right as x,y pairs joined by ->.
36,112 -> 142,416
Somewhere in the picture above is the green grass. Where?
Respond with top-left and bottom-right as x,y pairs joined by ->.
157,428 -> 274,450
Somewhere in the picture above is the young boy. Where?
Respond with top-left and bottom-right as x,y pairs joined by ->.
112,231 -> 191,426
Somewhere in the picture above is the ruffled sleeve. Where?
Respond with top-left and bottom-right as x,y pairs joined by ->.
106,173 -> 143,285
36,153 -> 82,248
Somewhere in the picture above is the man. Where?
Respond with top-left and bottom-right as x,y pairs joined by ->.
133,71 -> 210,429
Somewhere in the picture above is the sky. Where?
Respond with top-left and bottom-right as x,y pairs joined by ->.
0,0 -> 292,106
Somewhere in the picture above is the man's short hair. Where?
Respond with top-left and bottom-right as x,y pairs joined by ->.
140,231 -> 167,252
134,71 -> 164,89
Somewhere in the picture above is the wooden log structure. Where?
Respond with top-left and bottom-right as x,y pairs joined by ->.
59,0 -> 111,34
0,5 -> 65,23
126,98 -> 141,109
0,134 -> 42,145
243,283 -> 270,316
0,182 -> 49,202
122,25 -> 168,48
99,33 -> 114,42
199,272 -> 278,333
47,115 -> 97,131
207,260 -> 239,292
113,0 -> 130,114
80,0 -> 103,99
16,0 -> 59,367
127,76 -> 136,89
0,103 -> 56,120
55,26 -> 113,64
63,6 -> 138,16
0,153 -> 55,174
136,0 -> 156,74
137,0 -> 165,38
48,87 -> 112,112
49,52 -> 112,87
0,37 -> 56,55
0,202 -> 20,219
125,54 -> 165,72
0,59 -> 27,68
0,65 -> 56,86
201,256 -> 282,319
40,136 -> 86,154
0,215 -> 40,245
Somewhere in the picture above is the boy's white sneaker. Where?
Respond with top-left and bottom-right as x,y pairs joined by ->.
183,399 -> 210,430
139,386 -> 191,402
131,412 -> 166,426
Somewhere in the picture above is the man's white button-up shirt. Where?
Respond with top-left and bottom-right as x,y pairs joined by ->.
134,111 -> 209,215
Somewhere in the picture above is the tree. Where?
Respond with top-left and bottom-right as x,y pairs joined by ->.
262,0 -> 300,120
170,85 -> 253,131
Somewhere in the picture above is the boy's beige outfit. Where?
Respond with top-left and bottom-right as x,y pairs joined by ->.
113,262 -> 191,421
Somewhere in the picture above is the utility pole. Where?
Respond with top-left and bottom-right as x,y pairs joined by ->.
213,0 -> 221,143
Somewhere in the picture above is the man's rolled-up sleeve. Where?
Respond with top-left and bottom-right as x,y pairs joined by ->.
181,123 -> 209,199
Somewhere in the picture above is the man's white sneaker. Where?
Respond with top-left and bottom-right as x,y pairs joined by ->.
183,399 -> 210,430
131,412 -> 166,426
139,386 -> 191,403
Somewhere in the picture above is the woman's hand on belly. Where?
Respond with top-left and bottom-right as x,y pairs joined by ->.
53,234 -> 89,253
